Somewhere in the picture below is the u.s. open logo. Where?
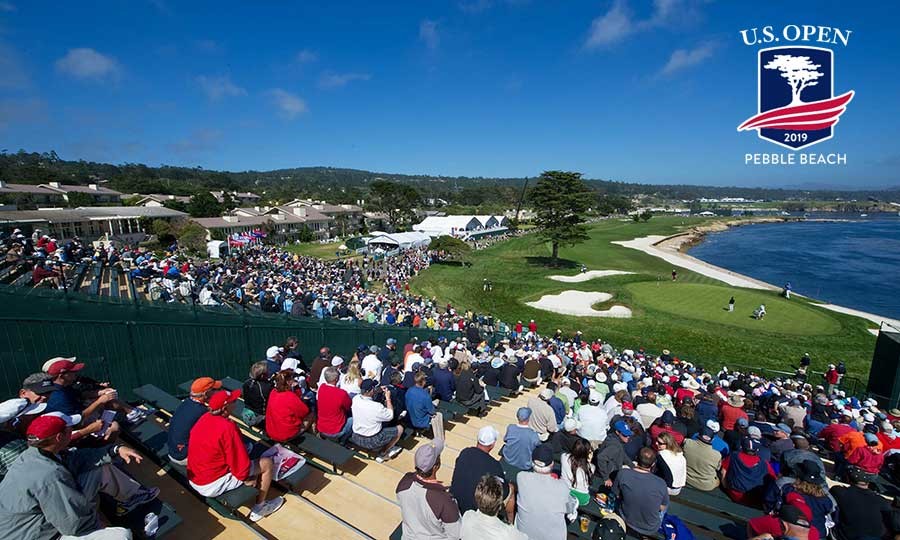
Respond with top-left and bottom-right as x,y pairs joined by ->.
738,46 -> 854,150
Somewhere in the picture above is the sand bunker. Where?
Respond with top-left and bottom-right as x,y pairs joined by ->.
526,290 -> 633,318
547,270 -> 634,283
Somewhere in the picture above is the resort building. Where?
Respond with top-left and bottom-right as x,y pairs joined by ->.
0,206 -> 186,244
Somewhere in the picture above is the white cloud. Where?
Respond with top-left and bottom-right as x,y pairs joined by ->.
296,49 -> 318,64
55,48 -> 121,81
318,71 -> 371,89
419,20 -> 440,50
0,43 -> 29,89
660,42 -> 715,76
0,2 -> 16,12
195,75 -> 246,101
584,0 -> 633,49
267,88 -> 307,119
585,0 -> 693,50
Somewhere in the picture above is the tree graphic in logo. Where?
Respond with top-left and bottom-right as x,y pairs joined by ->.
763,55 -> 824,105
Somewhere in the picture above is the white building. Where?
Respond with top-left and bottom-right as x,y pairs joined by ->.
412,214 -> 509,239
366,231 -> 431,251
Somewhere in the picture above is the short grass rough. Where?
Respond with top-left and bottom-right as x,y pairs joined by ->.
410,216 -> 876,379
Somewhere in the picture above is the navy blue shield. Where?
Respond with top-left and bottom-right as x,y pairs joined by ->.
738,46 -> 853,150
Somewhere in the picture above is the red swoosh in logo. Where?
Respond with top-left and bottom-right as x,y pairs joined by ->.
737,91 -> 855,132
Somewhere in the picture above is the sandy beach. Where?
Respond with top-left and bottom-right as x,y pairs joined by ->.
614,231 -> 900,333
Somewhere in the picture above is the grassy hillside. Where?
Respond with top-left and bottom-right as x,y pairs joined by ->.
410,216 -> 876,378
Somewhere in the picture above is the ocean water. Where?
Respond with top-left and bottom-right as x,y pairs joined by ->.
688,214 -> 900,320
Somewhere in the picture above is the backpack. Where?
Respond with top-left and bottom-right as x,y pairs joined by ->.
659,513 -> 695,540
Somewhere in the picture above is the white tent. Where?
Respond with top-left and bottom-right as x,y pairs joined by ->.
367,231 -> 431,250
413,215 -> 483,237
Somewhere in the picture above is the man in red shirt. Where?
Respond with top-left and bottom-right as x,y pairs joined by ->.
748,502 -> 819,540
317,367 -> 353,443
187,389 -> 284,522
818,413 -> 854,451
719,393 -> 749,431
527,319 -> 537,334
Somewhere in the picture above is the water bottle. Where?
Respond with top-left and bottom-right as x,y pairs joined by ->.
144,512 -> 159,537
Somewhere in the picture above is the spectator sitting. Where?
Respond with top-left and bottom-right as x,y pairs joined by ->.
720,392 -> 749,432
830,467 -> 897,540
396,439 -> 461,540
748,503 -> 818,540
722,436 -> 775,505
432,358 -> 456,402
308,347 -> 331,391
406,371 -> 438,432
501,407 -> 541,474
265,345 -> 285,378
577,390 -> 609,448
683,426 -> 723,491
845,432 -> 885,475
635,390 -> 663,429
546,382 -> 567,426
769,423 -> 796,462
460,474 -> 527,540
242,361 -> 273,427
613,447 -> 670,538
350,379 -> 404,463
455,360 -> 487,417
654,431 -> 687,496
818,412 -> 854,452
168,376 -> 221,466
593,420 -> 634,487
499,355 -> 521,392
339,358 -> 364,397
265,370 -> 312,443
317,367 -> 353,444
649,409 -> 685,446
0,413 -> 159,540
451,426 -> 514,519
527,388 -> 559,442
187,389 -> 284,522
561,438 -> 595,506
777,460 -> 834,539
552,417 -> 589,456
514,444 -> 577,540
361,345 -> 383,380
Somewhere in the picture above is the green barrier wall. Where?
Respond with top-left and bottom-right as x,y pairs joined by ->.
0,285 -> 459,398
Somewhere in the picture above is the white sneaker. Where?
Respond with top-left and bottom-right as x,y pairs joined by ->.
249,497 -> 284,522
387,446 -> 402,459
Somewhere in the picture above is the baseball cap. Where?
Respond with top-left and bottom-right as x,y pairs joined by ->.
796,460 -> 820,484
208,389 -> 241,411
516,407 -> 532,422
360,379 -> 379,394
737,417 -> 749,428
588,391 -> 602,405
477,426 -> 499,446
532,444 -> 554,468
369,345 -> 380,353
23,374 -> 56,395
266,346 -> 283,359
747,426 -> 762,439
621,401 -> 634,412
613,420 -> 633,437
699,426 -> 715,443
661,410 -> 675,424
0,398 -> 46,424
190,377 -> 222,395
45,358 -> 85,377
779,504 -> 811,528
563,417 -> 582,432
414,440 -> 444,471
331,356 -> 345,367
27,414 -> 75,440
864,432 -> 879,445
847,466 -> 872,484
775,423 -> 792,435
741,436 -> 759,453
386,338 -> 397,345
539,388 -> 554,400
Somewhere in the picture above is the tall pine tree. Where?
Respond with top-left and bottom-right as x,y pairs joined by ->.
528,171 -> 592,265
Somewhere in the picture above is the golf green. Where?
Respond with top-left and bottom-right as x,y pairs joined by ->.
625,281 -> 842,336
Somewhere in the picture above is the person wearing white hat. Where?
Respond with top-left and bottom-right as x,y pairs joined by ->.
577,391 -> 609,448
527,388 -> 559,442
450,425 -> 514,518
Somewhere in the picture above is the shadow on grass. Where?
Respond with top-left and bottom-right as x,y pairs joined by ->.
525,256 -> 579,269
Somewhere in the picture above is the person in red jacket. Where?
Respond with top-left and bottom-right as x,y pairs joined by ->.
825,365 -> 840,394
265,370 -> 311,443
527,319 -> 537,334
317,366 -> 353,443
818,413 -> 854,452
846,433 -> 885,475
720,393 -> 749,431
187,389 -> 284,522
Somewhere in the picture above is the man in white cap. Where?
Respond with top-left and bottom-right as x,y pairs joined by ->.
515,444 -> 576,539
451,426 -> 515,519
527,388 -> 558,442
397,439 -> 461,540
577,390 -> 609,448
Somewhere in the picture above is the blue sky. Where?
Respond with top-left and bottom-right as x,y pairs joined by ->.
1,1 -> 898,187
